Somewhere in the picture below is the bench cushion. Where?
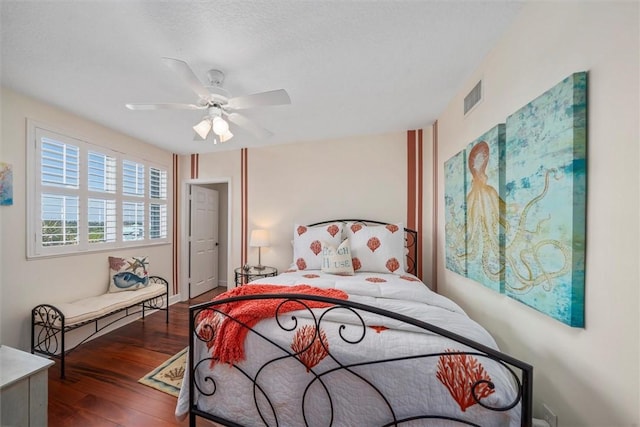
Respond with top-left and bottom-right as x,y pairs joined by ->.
54,283 -> 166,326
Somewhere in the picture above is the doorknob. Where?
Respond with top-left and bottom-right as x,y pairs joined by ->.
215,242 -> 219,246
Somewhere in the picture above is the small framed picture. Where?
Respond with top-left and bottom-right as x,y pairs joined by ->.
0,162 -> 13,206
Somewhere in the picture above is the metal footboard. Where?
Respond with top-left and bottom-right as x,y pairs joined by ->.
187,293 -> 533,427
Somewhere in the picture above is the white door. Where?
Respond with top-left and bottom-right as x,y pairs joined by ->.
189,186 -> 219,297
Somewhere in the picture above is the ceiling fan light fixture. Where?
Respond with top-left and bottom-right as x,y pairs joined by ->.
220,130 -> 234,143
193,119 -> 212,139
126,59 -> 291,144
211,116 -> 229,136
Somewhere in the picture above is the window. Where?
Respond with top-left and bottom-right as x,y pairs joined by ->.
88,151 -> 117,244
149,167 -> 168,240
123,160 -> 145,196
88,198 -> 116,244
41,194 -> 79,247
27,122 -> 170,258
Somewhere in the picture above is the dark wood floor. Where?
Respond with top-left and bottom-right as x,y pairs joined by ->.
47,287 -> 226,427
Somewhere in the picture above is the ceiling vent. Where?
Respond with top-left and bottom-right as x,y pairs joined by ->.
464,80 -> 482,115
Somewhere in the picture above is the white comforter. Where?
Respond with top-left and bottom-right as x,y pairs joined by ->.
176,270 -> 521,426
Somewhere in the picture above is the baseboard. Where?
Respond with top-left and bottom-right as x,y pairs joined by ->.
172,284 -> 228,303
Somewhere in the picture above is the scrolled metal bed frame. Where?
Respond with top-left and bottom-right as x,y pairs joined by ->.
186,220 -> 533,426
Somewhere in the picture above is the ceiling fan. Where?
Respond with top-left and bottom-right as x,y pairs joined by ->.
126,57 -> 291,143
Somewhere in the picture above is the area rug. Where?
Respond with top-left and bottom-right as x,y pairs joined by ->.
139,347 -> 187,397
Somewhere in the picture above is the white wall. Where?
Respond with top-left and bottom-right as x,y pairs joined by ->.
193,132 -> 412,275
251,133 -> 410,272
0,87 -> 174,350
436,3 -> 639,425
422,126 -> 436,288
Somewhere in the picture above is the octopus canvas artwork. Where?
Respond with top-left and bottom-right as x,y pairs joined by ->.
444,150 -> 467,277
445,125 -> 506,293
464,125 -> 506,294
445,72 -> 587,327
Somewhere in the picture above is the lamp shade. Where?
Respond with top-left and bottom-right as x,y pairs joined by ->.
220,130 -> 234,143
212,116 -> 230,135
193,119 -> 212,139
249,229 -> 270,247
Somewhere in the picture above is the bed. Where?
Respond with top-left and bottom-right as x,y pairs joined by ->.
176,219 -> 533,426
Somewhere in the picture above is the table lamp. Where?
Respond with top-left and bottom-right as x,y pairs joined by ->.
249,229 -> 270,270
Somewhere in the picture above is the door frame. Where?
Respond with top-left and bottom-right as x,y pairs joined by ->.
180,177 -> 232,301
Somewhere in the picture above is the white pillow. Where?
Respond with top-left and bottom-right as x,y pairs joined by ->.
321,239 -> 354,275
345,223 -> 406,273
293,223 -> 343,270
108,256 -> 149,292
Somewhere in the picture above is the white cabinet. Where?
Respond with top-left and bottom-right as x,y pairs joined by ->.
0,345 -> 54,427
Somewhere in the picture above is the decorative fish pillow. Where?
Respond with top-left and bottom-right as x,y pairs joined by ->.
108,256 -> 149,292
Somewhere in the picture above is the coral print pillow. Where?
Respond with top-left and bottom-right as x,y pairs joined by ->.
345,223 -> 406,273
293,223 -> 343,270
108,256 -> 149,292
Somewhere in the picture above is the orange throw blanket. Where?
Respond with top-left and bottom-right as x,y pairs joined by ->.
196,284 -> 348,365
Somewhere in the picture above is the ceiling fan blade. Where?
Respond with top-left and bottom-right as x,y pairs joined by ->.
226,112 -> 274,139
162,57 -> 211,100
126,103 -> 204,111
227,89 -> 291,110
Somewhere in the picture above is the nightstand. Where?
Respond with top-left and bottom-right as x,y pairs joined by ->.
234,266 -> 278,286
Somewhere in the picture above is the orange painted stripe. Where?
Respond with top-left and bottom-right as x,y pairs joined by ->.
241,148 -> 248,268
190,154 -> 199,179
417,129 -> 424,280
240,148 -> 247,265
240,150 -> 244,266
407,129 -> 424,280
172,154 -> 179,294
407,130 -> 417,232
432,121 -> 439,292
244,149 -> 248,266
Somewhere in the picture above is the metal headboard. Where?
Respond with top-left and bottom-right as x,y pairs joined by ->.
307,219 -> 418,276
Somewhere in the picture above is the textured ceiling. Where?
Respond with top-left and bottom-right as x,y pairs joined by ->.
1,1 -> 523,155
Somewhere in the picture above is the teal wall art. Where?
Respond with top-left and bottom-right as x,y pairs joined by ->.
444,72 -> 587,327
464,124 -> 506,294
0,162 -> 13,206
444,150 -> 467,277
